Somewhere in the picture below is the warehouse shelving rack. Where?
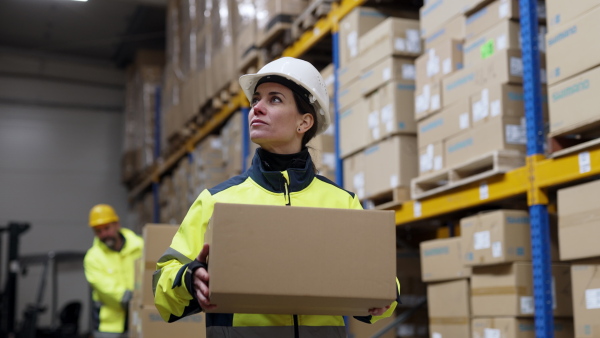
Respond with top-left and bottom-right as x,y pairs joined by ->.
126,0 -> 600,336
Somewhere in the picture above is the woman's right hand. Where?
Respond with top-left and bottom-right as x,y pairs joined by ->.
193,243 -> 217,310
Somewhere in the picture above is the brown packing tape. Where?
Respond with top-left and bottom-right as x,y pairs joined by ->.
429,317 -> 470,325
471,286 -> 528,296
558,210 -> 600,229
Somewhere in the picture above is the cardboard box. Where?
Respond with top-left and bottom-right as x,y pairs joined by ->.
339,99 -> 369,158
343,151 -> 367,199
464,20 -> 521,67
427,279 -> 471,338
548,64 -> 600,135
472,317 -> 574,338
420,0 -> 470,39
557,179 -> 600,261
420,237 -> 472,282
424,14 -> 466,50
360,56 -> 415,96
340,7 -> 390,66
339,77 -> 363,112
359,17 -> 422,71
442,49 -> 537,107
415,79 -> 443,120
465,0 -> 519,40
444,115 -> 526,168
571,262 -> 600,338
204,203 -> 396,315
135,307 -> 206,338
339,57 -> 362,88
142,224 -> 179,266
363,135 -> 419,199
546,7 -> 600,86
416,39 -> 464,87
348,314 -> 397,338
365,81 -> 417,143
460,210 -> 532,266
471,262 -> 573,317
418,99 -> 470,147
419,141 -> 445,175
255,0 -> 307,46
546,0 -> 600,32
469,83 -> 526,127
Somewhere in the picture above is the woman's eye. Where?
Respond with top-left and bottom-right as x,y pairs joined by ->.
272,97 -> 282,103
251,98 -> 259,106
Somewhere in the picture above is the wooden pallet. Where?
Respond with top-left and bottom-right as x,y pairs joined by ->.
411,150 -> 525,200
548,117 -> 600,158
363,187 -> 411,210
291,0 -> 334,40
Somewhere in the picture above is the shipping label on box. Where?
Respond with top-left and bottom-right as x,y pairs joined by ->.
418,141 -> 445,175
420,0 -> 470,39
460,210 -> 531,266
571,262 -> 600,338
471,262 -> 572,317
361,56 -> 415,96
418,99 -> 470,147
463,19 -> 521,67
340,7 -> 389,66
363,135 -> 418,198
472,317 -> 574,338
420,237 -> 472,282
442,49 -> 537,107
416,39 -> 464,87
546,0 -> 600,32
339,99 -> 369,158
424,14 -> 466,50
557,179 -> 600,261
204,203 -> 396,315
359,17 -> 421,70
465,0 -> 519,40
548,64 -> 600,135
546,6 -> 600,85
415,79 -> 443,121
444,115 -> 526,168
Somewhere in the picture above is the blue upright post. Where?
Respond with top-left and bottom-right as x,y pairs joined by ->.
241,108 -> 250,172
152,86 -> 162,223
332,31 -> 343,186
519,0 -> 554,336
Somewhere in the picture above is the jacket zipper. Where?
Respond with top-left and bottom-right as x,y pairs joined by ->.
282,171 -> 297,337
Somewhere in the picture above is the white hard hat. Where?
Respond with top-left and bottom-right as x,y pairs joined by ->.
239,57 -> 331,135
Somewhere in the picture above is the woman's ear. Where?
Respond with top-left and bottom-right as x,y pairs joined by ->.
297,113 -> 314,133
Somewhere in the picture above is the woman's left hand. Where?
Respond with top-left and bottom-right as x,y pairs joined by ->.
368,305 -> 390,316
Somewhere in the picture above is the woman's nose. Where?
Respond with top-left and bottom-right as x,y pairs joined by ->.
252,99 -> 266,114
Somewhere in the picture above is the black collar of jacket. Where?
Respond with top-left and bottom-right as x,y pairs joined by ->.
249,148 -> 315,193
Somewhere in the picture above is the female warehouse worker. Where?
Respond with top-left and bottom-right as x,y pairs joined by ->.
153,57 -> 400,337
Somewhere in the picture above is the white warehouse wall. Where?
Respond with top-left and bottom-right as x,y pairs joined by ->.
0,48 -> 135,335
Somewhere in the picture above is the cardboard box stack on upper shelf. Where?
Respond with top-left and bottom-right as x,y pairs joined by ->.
340,7 -> 421,208
412,0 -> 548,200
545,0 -> 600,154
129,224 -> 206,338
557,179 -> 600,337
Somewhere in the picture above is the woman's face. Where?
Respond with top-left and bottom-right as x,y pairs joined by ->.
249,82 -> 312,154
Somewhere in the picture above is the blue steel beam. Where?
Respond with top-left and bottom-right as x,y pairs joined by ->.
333,30 -> 343,186
520,0 -> 554,336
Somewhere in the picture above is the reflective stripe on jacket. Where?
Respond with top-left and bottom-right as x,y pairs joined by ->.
84,227 -> 143,333
153,150 -> 400,338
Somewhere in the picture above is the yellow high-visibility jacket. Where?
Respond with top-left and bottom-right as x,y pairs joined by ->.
84,227 -> 143,334
153,150 -> 400,338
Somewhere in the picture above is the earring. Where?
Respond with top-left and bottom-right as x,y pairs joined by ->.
298,128 -> 301,131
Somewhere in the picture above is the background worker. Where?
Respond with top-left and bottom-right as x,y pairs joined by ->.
84,204 -> 143,338
153,57 -> 400,337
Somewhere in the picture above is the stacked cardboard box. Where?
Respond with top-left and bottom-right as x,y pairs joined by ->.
307,64 -> 335,182
415,0 -> 547,181
129,224 -> 206,337
546,1 -> 600,144
340,8 -> 421,203
221,111 -> 243,178
557,179 -> 600,337
122,50 -> 165,182
192,135 -> 229,195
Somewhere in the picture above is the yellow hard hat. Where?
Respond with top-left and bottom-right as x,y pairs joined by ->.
89,204 -> 119,227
